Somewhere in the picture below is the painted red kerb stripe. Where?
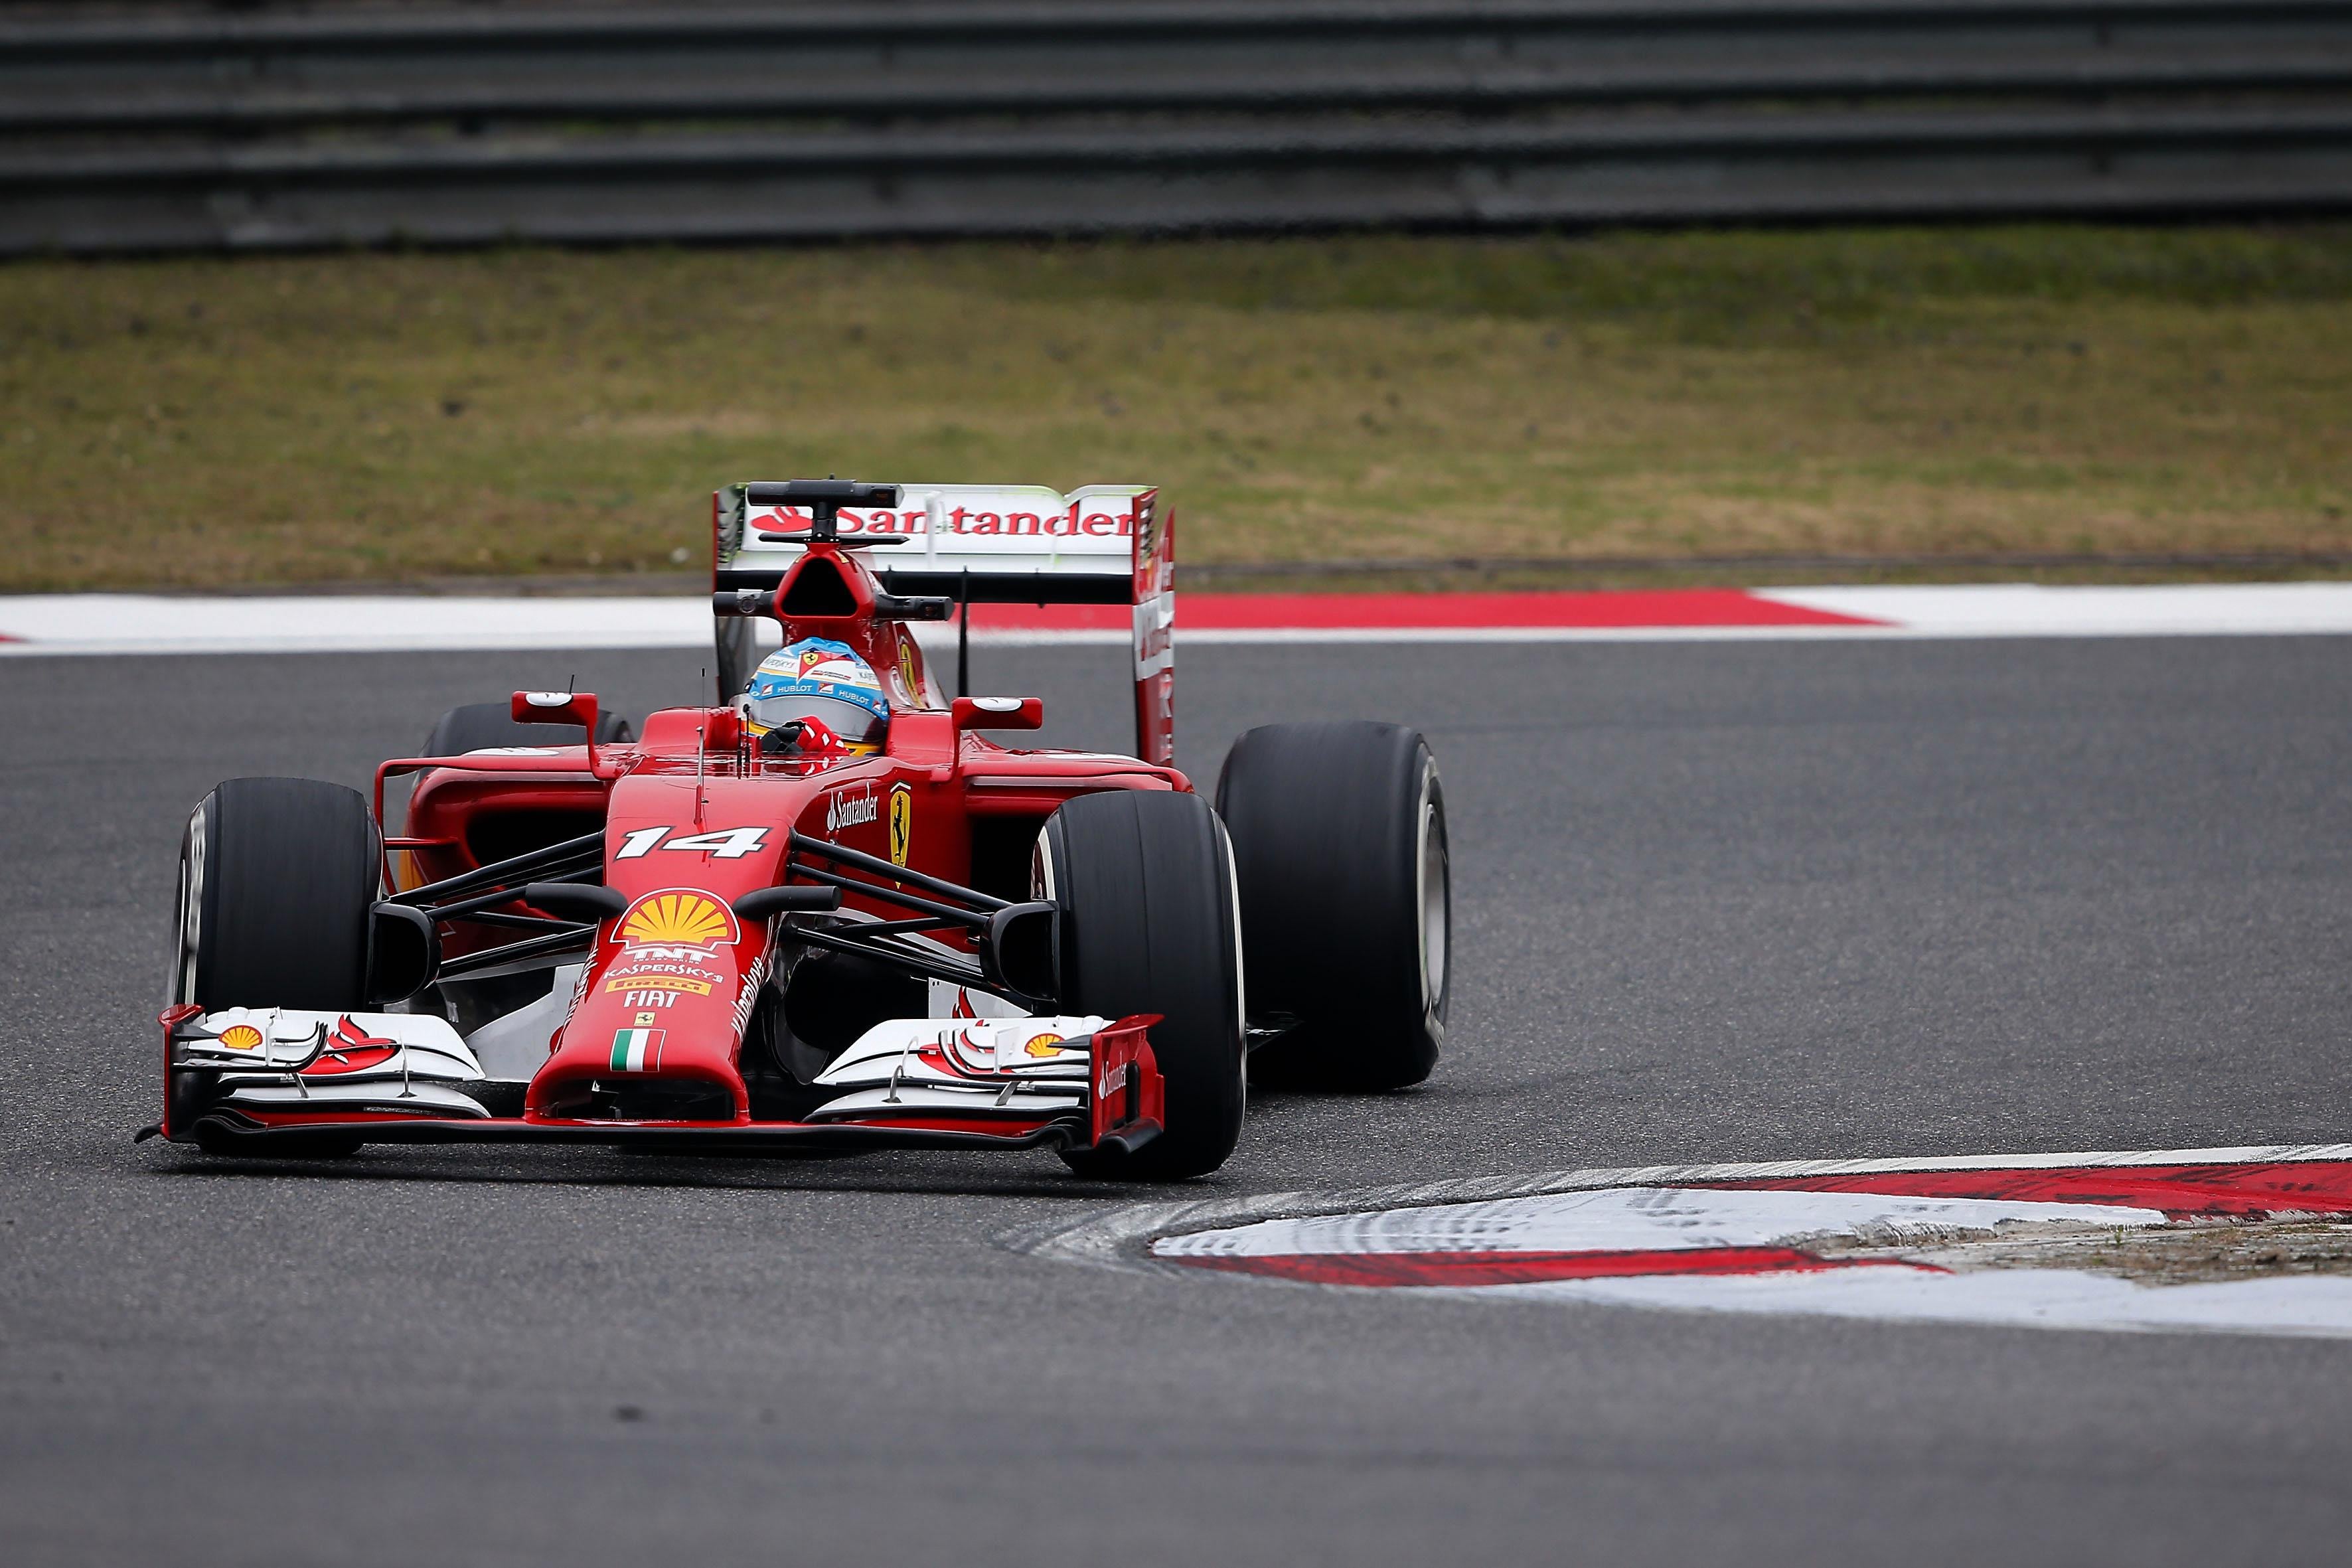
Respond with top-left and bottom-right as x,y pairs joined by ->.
970,589 -> 1885,633
1171,1246 -> 1934,1288
1709,1161 -> 2352,1219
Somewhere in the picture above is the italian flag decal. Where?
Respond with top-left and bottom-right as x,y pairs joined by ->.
609,1028 -> 663,1072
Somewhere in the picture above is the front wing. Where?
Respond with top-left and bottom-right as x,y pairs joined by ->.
150,1006 -> 1165,1157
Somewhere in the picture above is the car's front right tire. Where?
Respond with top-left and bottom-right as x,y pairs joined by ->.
171,776 -> 382,1158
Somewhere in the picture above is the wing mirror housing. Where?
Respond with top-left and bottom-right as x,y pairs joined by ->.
951,696 -> 1044,732
511,690 -> 603,767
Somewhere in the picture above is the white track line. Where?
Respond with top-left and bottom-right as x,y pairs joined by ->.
0,594 -> 709,657
8,583 -> 2352,656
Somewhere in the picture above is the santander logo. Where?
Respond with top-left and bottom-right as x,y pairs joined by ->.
825,787 -> 880,834
754,505 -> 1138,540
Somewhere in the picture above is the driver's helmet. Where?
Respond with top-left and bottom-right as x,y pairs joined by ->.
744,637 -> 890,754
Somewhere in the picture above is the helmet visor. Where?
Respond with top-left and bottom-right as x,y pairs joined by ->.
746,692 -> 888,747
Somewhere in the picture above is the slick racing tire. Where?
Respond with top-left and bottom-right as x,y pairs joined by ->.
172,777 -> 383,1159
1215,722 -> 1449,1091
424,700 -> 635,754
1040,790 -> 1246,1182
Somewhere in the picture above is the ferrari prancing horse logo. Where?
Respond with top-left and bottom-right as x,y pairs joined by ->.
888,783 -> 912,867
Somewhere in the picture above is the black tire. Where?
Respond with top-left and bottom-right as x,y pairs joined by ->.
170,777 -> 383,1158
1039,790 -> 1245,1182
1215,722 -> 1449,1091
424,701 -> 634,755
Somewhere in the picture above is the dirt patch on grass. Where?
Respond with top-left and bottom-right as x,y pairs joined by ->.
2,227 -> 2347,591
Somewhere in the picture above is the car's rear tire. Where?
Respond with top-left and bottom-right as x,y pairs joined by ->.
1039,790 -> 1245,1182
170,777 -> 383,1158
424,700 -> 634,754
1215,722 -> 1449,1091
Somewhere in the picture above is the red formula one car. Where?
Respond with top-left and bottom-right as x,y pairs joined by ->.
149,480 -> 1449,1180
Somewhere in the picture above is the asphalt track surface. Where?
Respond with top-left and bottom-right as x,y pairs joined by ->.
6,637 -> 2351,1565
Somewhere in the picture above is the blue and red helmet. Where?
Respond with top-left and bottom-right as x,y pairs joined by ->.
744,637 -> 890,753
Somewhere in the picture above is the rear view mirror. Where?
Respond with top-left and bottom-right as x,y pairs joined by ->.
511,690 -> 603,767
952,696 -> 1044,732
511,690 -> 599,732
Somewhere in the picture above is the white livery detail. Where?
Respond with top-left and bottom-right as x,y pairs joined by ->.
169,1008 -> 489,1117
805,1014 -> 1112,1123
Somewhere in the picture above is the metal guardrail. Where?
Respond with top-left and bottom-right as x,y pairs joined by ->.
2,1 -> 2348,254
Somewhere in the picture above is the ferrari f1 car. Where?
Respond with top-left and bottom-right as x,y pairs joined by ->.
149,480 -> 1449,1180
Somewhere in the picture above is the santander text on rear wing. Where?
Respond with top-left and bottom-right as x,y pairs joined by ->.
714,481 -> 1176,766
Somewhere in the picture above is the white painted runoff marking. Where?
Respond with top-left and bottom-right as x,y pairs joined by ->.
0,594 -> 710,656
1507,1261 -> 2352,1336
1759,582 -> 2352,639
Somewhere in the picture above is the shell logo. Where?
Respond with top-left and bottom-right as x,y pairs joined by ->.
618,892 -> 734,950
218,1023 -> 264,1051
1024,1032 -> 1067,1058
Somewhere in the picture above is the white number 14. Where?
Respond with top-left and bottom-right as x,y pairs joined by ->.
613,826 -> 769,860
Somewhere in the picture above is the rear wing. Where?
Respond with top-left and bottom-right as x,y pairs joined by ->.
714,482 -> 1175,765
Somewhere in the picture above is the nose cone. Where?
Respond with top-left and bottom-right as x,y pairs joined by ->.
528,884 -> 768,1123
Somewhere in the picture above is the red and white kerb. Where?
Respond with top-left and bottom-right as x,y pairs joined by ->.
1149,1146 -> 2352,1338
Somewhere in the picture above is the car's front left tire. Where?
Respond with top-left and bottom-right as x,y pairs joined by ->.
1038,789 -> 1246,1182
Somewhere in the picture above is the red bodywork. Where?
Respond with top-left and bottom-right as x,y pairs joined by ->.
168,524 -> 1177,1154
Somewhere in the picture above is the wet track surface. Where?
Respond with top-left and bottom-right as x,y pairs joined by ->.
5,637 -> 2351,1565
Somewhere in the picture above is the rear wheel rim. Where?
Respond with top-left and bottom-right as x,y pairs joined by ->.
1417,769 -> 1448,1014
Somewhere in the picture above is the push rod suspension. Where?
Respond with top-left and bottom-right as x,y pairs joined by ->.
785,920 -> 988,992
785,862 -> 991,930
457,909 -> 592,935
424,865 -> 599,922
392,829 -> 607,907
436,925 -> 595,979
785,831 -> 1012,911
